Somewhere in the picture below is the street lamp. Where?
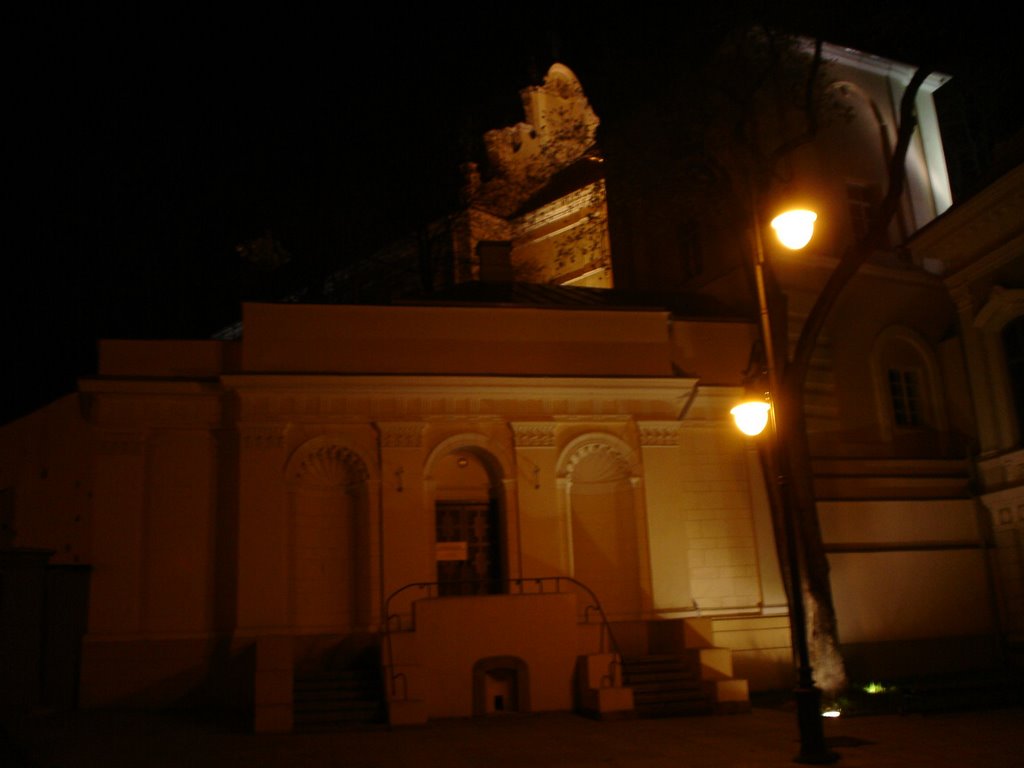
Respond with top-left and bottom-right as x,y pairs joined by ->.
732,205 -> 838,765
730,400 -> 771,436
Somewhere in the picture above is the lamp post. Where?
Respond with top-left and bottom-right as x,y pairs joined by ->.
731,204 -> 838,765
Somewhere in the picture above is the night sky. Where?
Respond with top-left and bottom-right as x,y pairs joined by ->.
5,5 -> 1022,424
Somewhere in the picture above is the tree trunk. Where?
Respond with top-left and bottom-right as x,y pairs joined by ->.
767,64 -> 934,696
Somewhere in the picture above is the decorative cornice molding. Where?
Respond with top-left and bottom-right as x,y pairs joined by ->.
639,422 -> 681,446
239,426 -> 284,450
908,165 -> 1024,279
226,376 -> 697,421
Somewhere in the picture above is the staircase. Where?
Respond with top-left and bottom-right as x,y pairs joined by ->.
622,654 -> 714,717
293,668 -> 385,731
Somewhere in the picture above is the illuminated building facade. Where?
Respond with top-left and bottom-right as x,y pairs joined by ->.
1,49 -> 1020,728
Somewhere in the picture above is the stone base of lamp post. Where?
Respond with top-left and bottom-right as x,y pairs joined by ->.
793,685 -> 838,764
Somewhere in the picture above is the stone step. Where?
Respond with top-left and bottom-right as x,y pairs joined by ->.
622,654 -> 696,668
621,654 -> 713,718
293,671 -> 384,731
624,670 -> 700,685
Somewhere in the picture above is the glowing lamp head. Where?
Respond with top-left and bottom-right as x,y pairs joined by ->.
731,401 -> 771,436
771,209 -> 817,250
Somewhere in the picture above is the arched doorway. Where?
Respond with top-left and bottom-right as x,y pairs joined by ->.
432,448 -> 505,596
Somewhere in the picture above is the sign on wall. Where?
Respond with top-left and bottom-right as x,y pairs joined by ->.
435,541 -> 469,561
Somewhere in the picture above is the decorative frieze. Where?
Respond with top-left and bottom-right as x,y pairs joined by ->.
978,447 -> 1024,490
239,427 -> 284,450
512,422 -> 556,447
378,422 -> 425,449
639,422 -> 681,447
992,504 -> 1024,531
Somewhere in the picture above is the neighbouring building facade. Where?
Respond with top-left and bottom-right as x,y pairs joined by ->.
1,44 -> 1020,729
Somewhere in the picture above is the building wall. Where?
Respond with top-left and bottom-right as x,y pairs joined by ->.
3,277 -> 1011,708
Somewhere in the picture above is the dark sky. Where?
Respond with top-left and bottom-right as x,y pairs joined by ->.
4,5 -> 1022,424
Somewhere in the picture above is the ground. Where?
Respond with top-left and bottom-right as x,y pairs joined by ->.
5,704 -> 1023,767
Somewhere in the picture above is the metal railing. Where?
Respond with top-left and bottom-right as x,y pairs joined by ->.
380,576 -> 621,700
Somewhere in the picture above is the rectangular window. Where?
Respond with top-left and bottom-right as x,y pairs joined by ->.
846,181 -> 875,241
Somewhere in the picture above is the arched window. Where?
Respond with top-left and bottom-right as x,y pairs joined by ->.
870,326 -> 948,451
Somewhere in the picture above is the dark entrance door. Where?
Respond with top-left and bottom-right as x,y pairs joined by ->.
435,500 -> 502,596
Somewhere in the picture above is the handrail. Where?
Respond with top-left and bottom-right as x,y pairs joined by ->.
380,576 -> 621,699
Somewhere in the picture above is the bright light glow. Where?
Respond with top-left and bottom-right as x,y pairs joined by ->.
863,682 -> 886,695
771,209 -> 817,249
822,708 -> 841,718
730,401 -> 771,436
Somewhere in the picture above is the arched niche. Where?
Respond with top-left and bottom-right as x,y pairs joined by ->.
556,433 -> 650,620
285,436 -> 374,633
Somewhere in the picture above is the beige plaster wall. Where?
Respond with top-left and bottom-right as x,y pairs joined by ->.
640,436 -> 694,613
236,432 -> 289,631
817,498 -> 983,545
89,439 -> 146,634
415,592 -> 578,717
668,320 -> 758,385
820,496 -> 994,646
829,549 -> 994,644
98,339 -> 237,377
0,394 -> 93,563
241,304 -> 674,377
513,439 -> 566,579
678,423 -> 762,612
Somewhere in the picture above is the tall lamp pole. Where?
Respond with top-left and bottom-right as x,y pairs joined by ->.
731,204 -> 838,765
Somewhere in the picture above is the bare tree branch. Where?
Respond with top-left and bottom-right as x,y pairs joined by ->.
787,64 -> 932,388
767,38 -> 825,177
